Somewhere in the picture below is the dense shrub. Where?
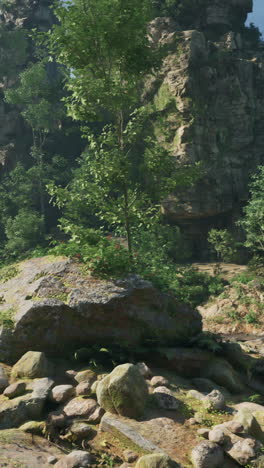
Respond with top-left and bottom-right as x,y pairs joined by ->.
5,209 -> 45,256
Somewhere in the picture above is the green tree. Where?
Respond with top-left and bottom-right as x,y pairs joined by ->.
46,0 -> 199,257
239,166 -> 264,254
5,60 -> 65,218
5,208 -> 45,256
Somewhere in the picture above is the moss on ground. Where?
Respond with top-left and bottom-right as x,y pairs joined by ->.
0,308 -> 16,329
0,265 -> 19,284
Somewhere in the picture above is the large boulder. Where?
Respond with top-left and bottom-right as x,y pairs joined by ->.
96,363 -> 148,419
0,258 -> 202,361
203,359 -> 244,394
191,441 -> 224,468
0,377 -> 54,429
11,351 -> 53,379
234,408 -> 264,441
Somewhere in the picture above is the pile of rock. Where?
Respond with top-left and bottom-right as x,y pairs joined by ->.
0,348 -> 264,468
191,402 -> 264,468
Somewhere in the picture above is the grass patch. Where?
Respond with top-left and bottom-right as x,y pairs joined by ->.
0,308 -> 16,329
0,264 -> 19,283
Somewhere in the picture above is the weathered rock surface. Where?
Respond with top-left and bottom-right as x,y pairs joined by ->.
153,386 -> 179,410
96,363 -> 148,418
0,428 -> 64,467
202,389 -> 226,411
0,377 -> 54,429
135,453 -> 180,468
100,412 -> 165,453
0,257 -> 202,361
0,365 -> 9,393
11,351 -> 53,379
54,450 -> 92,468
63,397 -> 99,420
191,441 -> 224,468
3,380 -> 26,399
147,0 -> 264,251
150,347 -> 243,393
51,385 -> 75,404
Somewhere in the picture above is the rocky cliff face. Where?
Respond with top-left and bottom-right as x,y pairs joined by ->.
148,0 -> 264,256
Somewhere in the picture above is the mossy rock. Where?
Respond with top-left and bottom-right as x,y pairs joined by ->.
11,351 -> 53,379
135,453 -> 179,468
19,420 -> 46,435
96,363 -> 148,419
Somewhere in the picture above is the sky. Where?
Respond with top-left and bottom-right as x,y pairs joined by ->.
246,0 -> 264,35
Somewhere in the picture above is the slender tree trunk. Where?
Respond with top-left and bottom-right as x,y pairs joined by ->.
118,109 -> 133,260
124,188 -> 133,258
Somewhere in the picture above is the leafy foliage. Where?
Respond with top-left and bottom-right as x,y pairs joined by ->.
239,166 -> 264,254
45,0 -> 200,257
208,228 -> 239,262
5,209 -> 45,256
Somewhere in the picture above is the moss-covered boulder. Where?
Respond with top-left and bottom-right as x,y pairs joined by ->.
0,258 -> 202,362
96,363 -> 148,419
253,411 -> 264,443
234,407 -> 264,443
19,420 -> 46,435
135,453 -> 179,468
11,351 -> 52,379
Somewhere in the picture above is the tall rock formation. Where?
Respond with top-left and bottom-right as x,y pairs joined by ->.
148,0 -> 264,256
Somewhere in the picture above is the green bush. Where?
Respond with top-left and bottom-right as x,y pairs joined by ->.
5,209 -> 45,256
239,166 -> 264,255
49,225 -> 224,307
208,228 -> 238,262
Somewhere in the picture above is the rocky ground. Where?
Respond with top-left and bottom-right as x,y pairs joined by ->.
0,257 -> 263,467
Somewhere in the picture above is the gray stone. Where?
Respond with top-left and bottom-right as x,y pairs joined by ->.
136,363 -> 152,379
135,453 -> 179,468
3,381 -> 26,399
47,410 -> 68,429
68,421 -> 93,439
153,387 -> 179,410
191,441 -> 224,468
208,427 -> 226,444
54,450 -> 92,468
32,377 -> 55,399
11,351 -> 52,379
203,390 -> 226,411
96,364 -> 148,419
187,389 -> 205,401
150,376 -> 169,387
0,258 -> 202,361
51,385 -> 75,403
74,369 -> 96,385
0,428 -> 64,467
100,413 -> 161,453
76,381 -> 92,397
204,359 -> 244,394
63,397 -> 98,420
227,438 -> 262,465
0,365 -> 9,393
0,394 -> 44,429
